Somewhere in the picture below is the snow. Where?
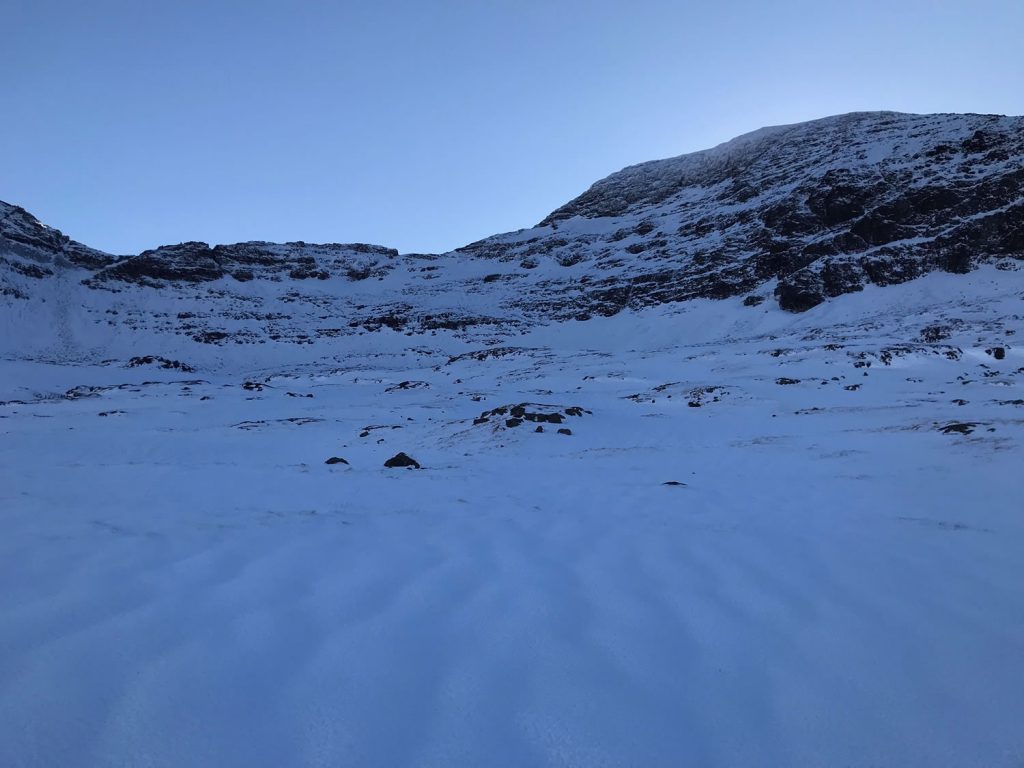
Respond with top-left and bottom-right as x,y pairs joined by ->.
2,267 -> 1023,766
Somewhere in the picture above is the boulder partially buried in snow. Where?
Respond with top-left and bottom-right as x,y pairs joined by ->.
384,452 -> 421,469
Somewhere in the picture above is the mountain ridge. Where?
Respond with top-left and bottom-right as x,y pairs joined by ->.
2,110 -> 1022,356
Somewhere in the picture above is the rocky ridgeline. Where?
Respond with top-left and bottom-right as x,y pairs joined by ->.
0,202 -> 115,272
0,202 -> 114,299
2,112 -> 1022,345
85,241 -> 399,286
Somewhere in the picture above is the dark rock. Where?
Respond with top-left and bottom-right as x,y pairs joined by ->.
663,480 -> 687,486
127,355 -> 195,372
385,380 -> 429,392
557,428 -> 572,436
920,324 -> 953,342
384,452 -> 420,469
986,347 -> 1006,360
962,129 -> 1002,154
776,272 -> 826,312
819,260 -> 865,298
193,331 -> 229,344
523,412 -> 563,424
849,213 -> 913,247
98,242 -> 225,284
534,426 -> 544,433
325,457 -> 349,465
776,377 -> 801,385
478,403 -> 590,430
940,422 -> 977,435
805,169 -> 876,225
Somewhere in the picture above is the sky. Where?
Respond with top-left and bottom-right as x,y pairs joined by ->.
4,0 -> 1023,256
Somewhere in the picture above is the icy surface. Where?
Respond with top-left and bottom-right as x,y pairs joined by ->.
2,267 -> 1023,767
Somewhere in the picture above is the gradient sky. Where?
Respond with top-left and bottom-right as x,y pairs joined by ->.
4,0 -> 1022,256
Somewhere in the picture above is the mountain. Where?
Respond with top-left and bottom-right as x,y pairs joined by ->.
2,112 -> 1024,767
533,111 -> 1023,311
2,111 -> 1022,360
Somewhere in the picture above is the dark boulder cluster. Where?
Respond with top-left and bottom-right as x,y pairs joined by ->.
473,403 -> 591,431
323,453 -> 423,468
127,355 -> 195,372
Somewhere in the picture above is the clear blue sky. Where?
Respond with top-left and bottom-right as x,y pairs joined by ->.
4,0 -> 1022,255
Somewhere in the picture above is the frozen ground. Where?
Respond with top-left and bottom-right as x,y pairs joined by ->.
2,270 -> 1023,767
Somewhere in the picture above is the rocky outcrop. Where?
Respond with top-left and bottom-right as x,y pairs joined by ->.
86,240 -> 399,286
0,201 -> 117,270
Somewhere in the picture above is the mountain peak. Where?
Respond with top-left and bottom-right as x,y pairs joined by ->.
539,111 -> 1020,226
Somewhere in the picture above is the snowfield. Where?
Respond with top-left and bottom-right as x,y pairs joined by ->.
2,268 -> 1023,767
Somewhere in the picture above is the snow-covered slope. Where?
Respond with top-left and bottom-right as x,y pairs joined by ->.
2,112 -> 1023,767
2,268 -> 1023,767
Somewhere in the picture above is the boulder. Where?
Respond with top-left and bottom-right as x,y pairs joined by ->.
384,452 -> 421,469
